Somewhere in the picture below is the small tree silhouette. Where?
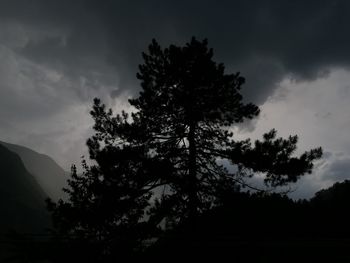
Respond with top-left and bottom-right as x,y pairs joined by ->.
47,37 -> 322,259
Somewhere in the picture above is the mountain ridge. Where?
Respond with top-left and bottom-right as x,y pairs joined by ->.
0,141 -> 69,201
0,144 -> 50,232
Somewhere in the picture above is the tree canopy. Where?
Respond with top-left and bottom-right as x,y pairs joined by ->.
47,37 -> 322,259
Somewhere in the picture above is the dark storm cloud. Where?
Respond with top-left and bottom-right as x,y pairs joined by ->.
2,0 -> 350,104
3,0 -> 350,175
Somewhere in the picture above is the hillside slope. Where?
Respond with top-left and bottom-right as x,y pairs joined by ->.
0,141 -> 69,201
0,144 -> 50,232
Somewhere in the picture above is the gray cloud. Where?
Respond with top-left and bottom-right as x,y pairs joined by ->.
3,0 -> 350,196
323,157 -> 350,182
2,0 -> 350,103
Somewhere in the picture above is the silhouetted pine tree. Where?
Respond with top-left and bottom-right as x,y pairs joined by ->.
46,106 -> 171,260
129,37 -> 322,224
47,37 -> 322,259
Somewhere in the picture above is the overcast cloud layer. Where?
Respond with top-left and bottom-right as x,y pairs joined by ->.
1,0 -> 350,198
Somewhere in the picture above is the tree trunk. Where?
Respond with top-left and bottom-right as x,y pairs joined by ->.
188,120 -> 197,221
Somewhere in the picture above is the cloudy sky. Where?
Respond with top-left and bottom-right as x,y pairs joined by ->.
1,0 -> 350,199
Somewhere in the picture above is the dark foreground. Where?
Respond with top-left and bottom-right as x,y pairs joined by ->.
6,182 -> 350,263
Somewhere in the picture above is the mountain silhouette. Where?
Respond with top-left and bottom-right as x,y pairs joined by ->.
0,141 -> 68,201
0,144 -> 53,260
0,144 -> 50,232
